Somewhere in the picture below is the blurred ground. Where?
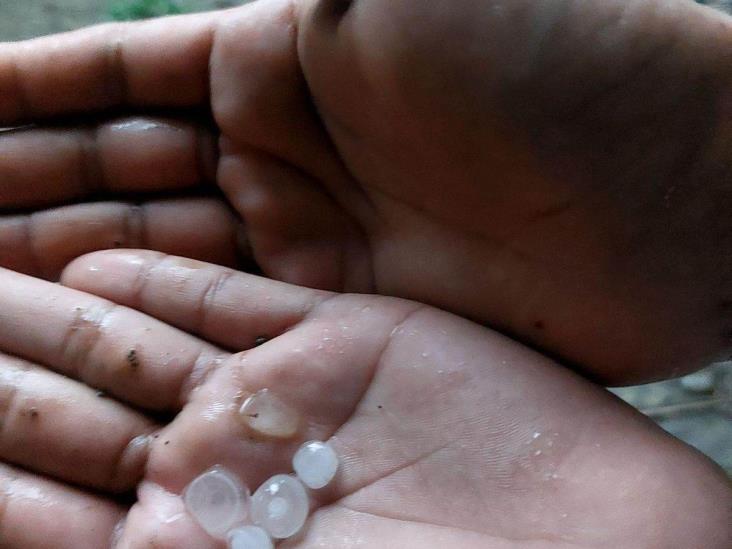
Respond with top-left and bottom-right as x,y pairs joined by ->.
0,0 -> 244,41
0,0 -> 730,476
612,363 -> 732,475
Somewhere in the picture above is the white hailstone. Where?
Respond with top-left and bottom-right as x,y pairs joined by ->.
251,474 -> 309,539
239,389 -> 300,439
292,441 -> 339,490
184,467 -> 250,539
228,525 -> 274,549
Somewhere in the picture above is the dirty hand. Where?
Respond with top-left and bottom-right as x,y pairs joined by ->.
2,0 -> 732,385
0,249 -> 727,548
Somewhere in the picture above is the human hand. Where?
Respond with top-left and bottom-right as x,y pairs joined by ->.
0,250 -> 729,548
2,0 -> 732,384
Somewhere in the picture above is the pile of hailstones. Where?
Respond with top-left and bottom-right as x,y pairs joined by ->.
184,441 -> 339,549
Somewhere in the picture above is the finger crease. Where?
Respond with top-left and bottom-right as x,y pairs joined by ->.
9,49 -> 32,119
123,204 -> 145,249
22,213 -> 46,279
104,33 -> 129,107
60,302 -> 118,385
78,126 -> 105,195
197,268 -> 234,335
0,380 -> 20,448
178,350 -> 228,406
107,430 -> 152,492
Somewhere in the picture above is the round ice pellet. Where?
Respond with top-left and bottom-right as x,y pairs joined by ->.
293,441 -> 339,489
228,525 -> 274,549
183,467 -> 250,539
251,474 -> 309,539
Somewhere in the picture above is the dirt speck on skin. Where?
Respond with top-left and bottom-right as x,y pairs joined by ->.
21,407 -> 40,420
254,335 -> 269,347
126,349 -> 140,370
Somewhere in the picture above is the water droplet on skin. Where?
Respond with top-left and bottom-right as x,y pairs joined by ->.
239,389 -> 300,439
228,525 -> 273,549
251,475 -> 309,539
293,441 -> 339,490
183,467 -> 250,539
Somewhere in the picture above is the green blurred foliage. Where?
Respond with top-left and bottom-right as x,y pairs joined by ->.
108,0 -> 187,21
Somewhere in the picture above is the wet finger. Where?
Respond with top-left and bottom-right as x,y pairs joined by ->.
0,267 -> 227,411
0,463 -> 125,549
0,353 -> 155,492
0,116 -> 216,209
0,198 -> 240,280
62,250 -> 329,351
0,13 -> 219,123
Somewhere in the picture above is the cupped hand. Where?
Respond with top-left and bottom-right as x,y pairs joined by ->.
2,0 -> 732,384
0,250 -> 728,548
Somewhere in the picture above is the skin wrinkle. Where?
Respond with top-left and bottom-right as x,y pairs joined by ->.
107,431 -> 152,493
305,302 -> 428,509
59,301 -> 119,384
20,213 -> 45,279
0,370 -> 22,452
7,48 -> 30,119
292,0 -> 381,224
330,505 -> 587,548
123,204 -> 145,249
197,267 -> 235,337
177,349 -> 229,408
77,126 -> 105,198
103,32 -> 129,109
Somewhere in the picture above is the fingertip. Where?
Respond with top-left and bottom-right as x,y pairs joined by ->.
60,249 -> 159,295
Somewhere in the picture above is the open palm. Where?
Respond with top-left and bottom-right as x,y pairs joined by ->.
0,250 -> 727,548
3,0 -> 732,385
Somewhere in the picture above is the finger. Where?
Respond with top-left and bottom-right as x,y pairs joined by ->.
0,117 -> 216,209
62,250 -> 329,350
0,463 -> 124,549
0,353 -> 155,492
0,13 -> 220,123
0,267 -> 227,411
114,481 -> 219,549
0,198 -> 241,280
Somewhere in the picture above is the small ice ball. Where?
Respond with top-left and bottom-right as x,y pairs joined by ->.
228,525 -> 274,549
251,474 -> 309,539
293,441 -> 339,489
183,467 -> 250,539
239,389 -> 300,439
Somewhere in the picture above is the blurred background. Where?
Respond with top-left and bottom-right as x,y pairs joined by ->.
0,0 -> 730,476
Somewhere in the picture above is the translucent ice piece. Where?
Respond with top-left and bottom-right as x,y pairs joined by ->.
251,474 -> 309,539
293,441 -> 339,489
239,389 -> 300,439
184,466 -> 250,539
228,525 -> 274,549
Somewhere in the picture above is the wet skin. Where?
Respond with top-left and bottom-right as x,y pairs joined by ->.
2,0 -> 732,384
0,250 -> 725,548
